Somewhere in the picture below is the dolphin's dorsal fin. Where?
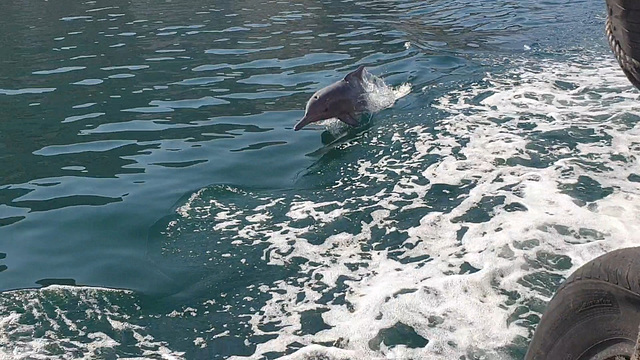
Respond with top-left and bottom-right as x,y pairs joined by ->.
344,65 -> 366,82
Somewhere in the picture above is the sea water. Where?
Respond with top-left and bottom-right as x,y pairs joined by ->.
1,0 -> 639,359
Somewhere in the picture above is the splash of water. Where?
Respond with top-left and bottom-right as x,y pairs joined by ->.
362,68 -> 411,113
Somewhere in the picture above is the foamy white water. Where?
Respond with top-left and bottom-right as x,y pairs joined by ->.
0,286 -> 185,360
209,56 -> 640,359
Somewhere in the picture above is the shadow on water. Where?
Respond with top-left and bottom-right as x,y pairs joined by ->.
302,112 -> 376,160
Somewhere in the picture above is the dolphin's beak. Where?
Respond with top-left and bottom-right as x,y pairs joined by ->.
294,114 -> 315,131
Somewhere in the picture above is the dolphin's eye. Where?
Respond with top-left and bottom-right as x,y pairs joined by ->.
324,107 -> 328,112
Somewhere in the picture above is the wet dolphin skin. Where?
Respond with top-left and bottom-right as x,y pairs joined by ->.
294,65 -> 369,131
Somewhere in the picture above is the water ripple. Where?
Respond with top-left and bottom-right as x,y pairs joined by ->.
101,65 -> 149,71
171,76 -> 226,86
34,140 -> 136,156
33,66 -> 86,75
204,46 -> 283,55
63,112 -> 105,123
60,16 -> 92,21
149,96 -> 229,109
72,79 -> 103,86
0,88 -> 56,96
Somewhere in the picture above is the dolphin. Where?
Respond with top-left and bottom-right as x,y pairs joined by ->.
294,65 -> 369,131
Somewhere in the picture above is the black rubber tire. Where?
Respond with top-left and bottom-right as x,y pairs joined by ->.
606,0 -> 640,90
525,247 -> 640,360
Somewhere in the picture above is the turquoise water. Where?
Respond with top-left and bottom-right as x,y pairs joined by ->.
2,0 -> 640,359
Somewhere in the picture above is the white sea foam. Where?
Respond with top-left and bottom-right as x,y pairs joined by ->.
0,286 -> 185,360
210,56 -> 640,359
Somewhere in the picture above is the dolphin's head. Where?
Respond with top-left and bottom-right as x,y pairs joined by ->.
294,66 -> 366,131
294,87 -> 336,131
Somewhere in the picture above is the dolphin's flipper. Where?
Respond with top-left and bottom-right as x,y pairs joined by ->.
338,113 -> 359,127
344,65 -> 366,83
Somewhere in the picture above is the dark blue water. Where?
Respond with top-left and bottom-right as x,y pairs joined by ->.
2,0 -> 639,359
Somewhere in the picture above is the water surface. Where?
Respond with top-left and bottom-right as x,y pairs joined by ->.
1,0 -> 639,359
